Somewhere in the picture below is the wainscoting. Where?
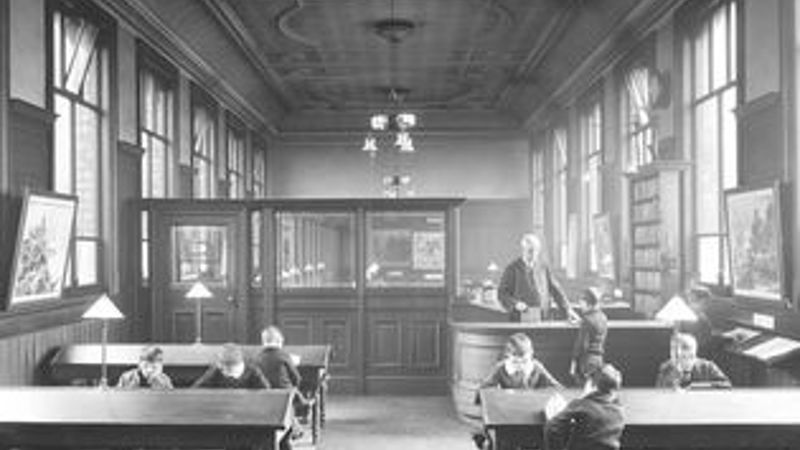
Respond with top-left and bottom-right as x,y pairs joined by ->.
0,319 -> 128,385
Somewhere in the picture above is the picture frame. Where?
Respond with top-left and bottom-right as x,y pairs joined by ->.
724,182 -> 784,302
7,191 -> 78,307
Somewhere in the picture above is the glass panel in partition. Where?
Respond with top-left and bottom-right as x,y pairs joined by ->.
172,225 -> 228,284
277,212 -> 356,289
366,211 -> 446,288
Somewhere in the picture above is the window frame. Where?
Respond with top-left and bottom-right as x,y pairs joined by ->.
47,0 -> 115,294
683,0 -> 740,289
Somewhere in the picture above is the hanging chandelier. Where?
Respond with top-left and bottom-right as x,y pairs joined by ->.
362,88 -> 417,155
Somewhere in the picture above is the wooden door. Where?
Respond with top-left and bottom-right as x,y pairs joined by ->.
151,206 -> 248,343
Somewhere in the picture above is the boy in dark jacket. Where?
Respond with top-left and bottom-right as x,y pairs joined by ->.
545,364 -> 625,450
570,288 -> 608,388
193,343 -> 270,389
256,326 -> 308,439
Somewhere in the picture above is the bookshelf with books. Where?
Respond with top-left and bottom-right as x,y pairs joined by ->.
627,162 -> 689,317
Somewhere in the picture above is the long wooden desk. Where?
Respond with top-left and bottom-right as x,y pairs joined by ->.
0,387 -> 292,449
45,343 -> 330,443
481,388 -> 800,450
451,321 -> 672,421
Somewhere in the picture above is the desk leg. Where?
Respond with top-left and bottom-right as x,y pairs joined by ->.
319,375 -> 328,428
312,393 -> 320,444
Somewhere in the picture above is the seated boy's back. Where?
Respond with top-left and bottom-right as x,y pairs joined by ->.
257,346 -> 301,389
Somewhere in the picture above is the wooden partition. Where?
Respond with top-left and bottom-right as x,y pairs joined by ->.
143,198 -> 463,394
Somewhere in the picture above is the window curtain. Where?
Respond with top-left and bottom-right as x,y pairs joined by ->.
624,66 -> 651,127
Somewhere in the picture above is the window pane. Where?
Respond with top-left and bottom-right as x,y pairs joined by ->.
54,95 -> 73,193
141,240 -> 149,283
366,211 -> 445,288
694,26 -> 710,98
721,87 -> 738,189
695,98 -> 719,233
75,104 -> 100,236
711,7 -> 728,90
152,138 -> 167,197
76,240 -> 98,285
698,236 -> 721,284
172,225 -> 228,284
729,2 -> 737,82
278,212 -> 356,289
251,211 -> 262,287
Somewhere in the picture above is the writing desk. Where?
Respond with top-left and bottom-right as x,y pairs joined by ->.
481,388 -> 800,450
0,387 -> 291,449
46,343 -> 330,443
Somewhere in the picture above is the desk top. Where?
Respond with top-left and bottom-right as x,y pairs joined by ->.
481,388 -> 800,427
0,386 -> 292,427
51,344 -> 330,369
452,320 -> 672,332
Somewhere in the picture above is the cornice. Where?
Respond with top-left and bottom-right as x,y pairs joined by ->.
97,0 -> 280,137
522,0 -> 687,129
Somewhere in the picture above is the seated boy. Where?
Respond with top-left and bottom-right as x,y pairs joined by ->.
472,332 -> 562,449
193,343 -> 270,389
256,326 -> 309,437
544,364 -> 625,450
479,332 -> 562,393
256,326 -> 302,389
656,332 -> 731,389
116,345 -> 173,389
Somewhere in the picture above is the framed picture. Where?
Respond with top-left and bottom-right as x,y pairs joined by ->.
724,183 -> 784,302
593,213 -> 615,280
7,191 -> 77,306
412,231 -> 444,270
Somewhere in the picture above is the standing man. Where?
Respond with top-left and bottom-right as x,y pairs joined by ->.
499,234 -> 579,322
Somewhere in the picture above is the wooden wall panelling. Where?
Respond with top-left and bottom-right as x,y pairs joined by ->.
738,92 -> 783,187
368,316 -> 403,368
0,320 -> 127,385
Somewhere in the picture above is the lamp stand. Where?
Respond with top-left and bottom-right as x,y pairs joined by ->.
194,299 -> 202,344
99,319 -> 109,388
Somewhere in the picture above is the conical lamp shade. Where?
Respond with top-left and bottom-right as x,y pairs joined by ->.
82,294 -> 124,320
655,295 -> 697,323
185,281 -> 213,299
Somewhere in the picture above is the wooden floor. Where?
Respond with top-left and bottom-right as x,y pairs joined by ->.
296,395 -> 476,450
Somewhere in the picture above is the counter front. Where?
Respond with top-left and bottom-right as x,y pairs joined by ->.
450,320 -> 672,421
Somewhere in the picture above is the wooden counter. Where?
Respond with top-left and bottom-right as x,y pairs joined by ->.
450,320 -> 672,421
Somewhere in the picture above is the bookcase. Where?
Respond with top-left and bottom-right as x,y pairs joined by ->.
628,162 -> 689,317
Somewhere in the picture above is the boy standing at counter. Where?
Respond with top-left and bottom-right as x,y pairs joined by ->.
570,288 -> 608,388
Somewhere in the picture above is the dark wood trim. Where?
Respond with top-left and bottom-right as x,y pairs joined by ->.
9,99 -> 57,124
0,295 -> 95,340
118,140 -> 145,157
735,91 -> 781,120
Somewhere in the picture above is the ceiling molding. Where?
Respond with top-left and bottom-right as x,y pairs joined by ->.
494,5 -> 577,108
98,0 -> 280,136
205,0 -> 296,110
522,0 -> 687,129
276,0 -> 319,48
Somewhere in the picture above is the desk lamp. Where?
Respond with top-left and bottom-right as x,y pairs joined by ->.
186,281 -> 213,344
655,294 -> 698,333
82,293 -> 124,388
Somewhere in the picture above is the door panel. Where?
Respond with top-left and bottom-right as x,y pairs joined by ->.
151,207 -> 247,343
321,317 -> 351,369
279,317 -> 314,345
370,319 -> 402,368
409,320 -> 441,369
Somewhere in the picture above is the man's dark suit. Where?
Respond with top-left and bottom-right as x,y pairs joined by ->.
498,257 -> 570,321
